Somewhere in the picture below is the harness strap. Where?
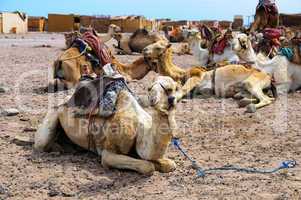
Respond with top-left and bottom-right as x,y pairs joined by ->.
211,68 -> 217,95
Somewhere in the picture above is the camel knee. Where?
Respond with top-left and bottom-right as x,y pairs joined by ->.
34,111 -> 59,151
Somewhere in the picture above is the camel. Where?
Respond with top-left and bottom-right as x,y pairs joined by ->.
35,76 -> 179,175
250,0 -> 279,33
173,64 -> 274,113
143,40 -> 206,85
185,30 -> 240,67
47,47 -> 155,92
233,33 -> 301,94
65,24 -> 121,49
143,40 -> 274,112
113,29 -> 166,55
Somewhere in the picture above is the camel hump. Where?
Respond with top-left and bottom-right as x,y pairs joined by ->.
130,28 -> 149,39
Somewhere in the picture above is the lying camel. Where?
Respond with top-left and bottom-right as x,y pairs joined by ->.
65,24 -> 121,49
233,33 -> 301,94
143,40 -> 274,112
143,40 -> 206,85
185,30 -> 240,67
113,29 -> 166,55
48,47 -> 155,92
173,64 -> 274,113
35,76 -> 179,175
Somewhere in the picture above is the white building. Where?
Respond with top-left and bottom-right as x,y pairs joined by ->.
0,11 -> 28,34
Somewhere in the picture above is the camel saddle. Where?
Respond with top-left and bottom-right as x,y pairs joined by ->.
211,37 -> 228,55
72,31 -> 112,69
66,76 -> 124,110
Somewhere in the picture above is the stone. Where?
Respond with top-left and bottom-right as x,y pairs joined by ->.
12,135 -> 33,146
1,108 -> 19,117
0,86 -> 9,93
246,104 -> 257,113
23,127 -> 37,132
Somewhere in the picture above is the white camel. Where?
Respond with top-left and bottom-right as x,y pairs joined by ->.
233,33 -> 301,93
185,30 -> 240,67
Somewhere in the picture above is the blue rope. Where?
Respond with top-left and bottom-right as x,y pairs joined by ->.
172,138 -> 297,178
279,47 -> 294,61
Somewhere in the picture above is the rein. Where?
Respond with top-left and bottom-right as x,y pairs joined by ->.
172,138 -> 297,178
60,45 -> 88,62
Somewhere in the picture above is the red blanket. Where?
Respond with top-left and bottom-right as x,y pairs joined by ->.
82,31 -> 112,67
212,38 -> 228,55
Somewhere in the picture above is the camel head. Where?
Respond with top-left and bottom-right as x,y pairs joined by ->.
184,30 -> 208,48
232,33 -> 253,53
108,24 -> 121,36
148,76 -> 179,114
143,40 -> 171,69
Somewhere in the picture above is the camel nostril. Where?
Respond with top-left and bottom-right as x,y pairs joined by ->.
168,96 -> 176,106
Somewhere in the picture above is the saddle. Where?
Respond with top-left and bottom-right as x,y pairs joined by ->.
211,37 -> 228,55
66,77 -> 122,110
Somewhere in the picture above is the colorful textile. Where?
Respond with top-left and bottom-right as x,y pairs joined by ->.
279,47 -> 294,61
81,31 -> 112,67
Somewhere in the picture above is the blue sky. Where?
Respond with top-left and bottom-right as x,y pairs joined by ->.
1,0 -> 301,21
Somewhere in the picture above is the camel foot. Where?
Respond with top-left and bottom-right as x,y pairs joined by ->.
246,104 -> 257,113
238,98 -> 258,108
153,158 -> 176,173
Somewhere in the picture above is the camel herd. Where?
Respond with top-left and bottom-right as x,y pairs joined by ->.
35,21 -> 301,175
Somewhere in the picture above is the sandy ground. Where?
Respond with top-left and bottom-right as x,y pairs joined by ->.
0,33 -> 301,200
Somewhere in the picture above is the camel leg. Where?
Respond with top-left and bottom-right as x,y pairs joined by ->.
101,150 -> 155,175
152,158 -> 176,173
174,76 -> 203,101
243,80 -> 273,113
34,110 -> 60,151
47,79 -> 75,92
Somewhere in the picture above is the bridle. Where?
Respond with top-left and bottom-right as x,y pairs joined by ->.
238,37 -> 247,50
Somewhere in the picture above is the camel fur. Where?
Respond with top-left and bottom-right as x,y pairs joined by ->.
113,29 -> 167,55
35,76 -> 179,175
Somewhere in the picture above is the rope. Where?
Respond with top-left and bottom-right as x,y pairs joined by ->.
172,138 -> 297,178
60,45 -> 88,62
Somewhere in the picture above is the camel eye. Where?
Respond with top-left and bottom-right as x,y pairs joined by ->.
166,88 -> 173,93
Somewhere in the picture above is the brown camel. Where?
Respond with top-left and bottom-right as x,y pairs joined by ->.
35,76 -> 179,175
113,29 -> 166,55
47,47 -> 155,92
143,40 -> 206,84
250,0 -> 279,32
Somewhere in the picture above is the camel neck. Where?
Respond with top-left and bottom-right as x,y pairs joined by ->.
113,57 -> 150,80
99,31 -> 113,43
159,48 -> 186,81
137,108 -> 174,160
